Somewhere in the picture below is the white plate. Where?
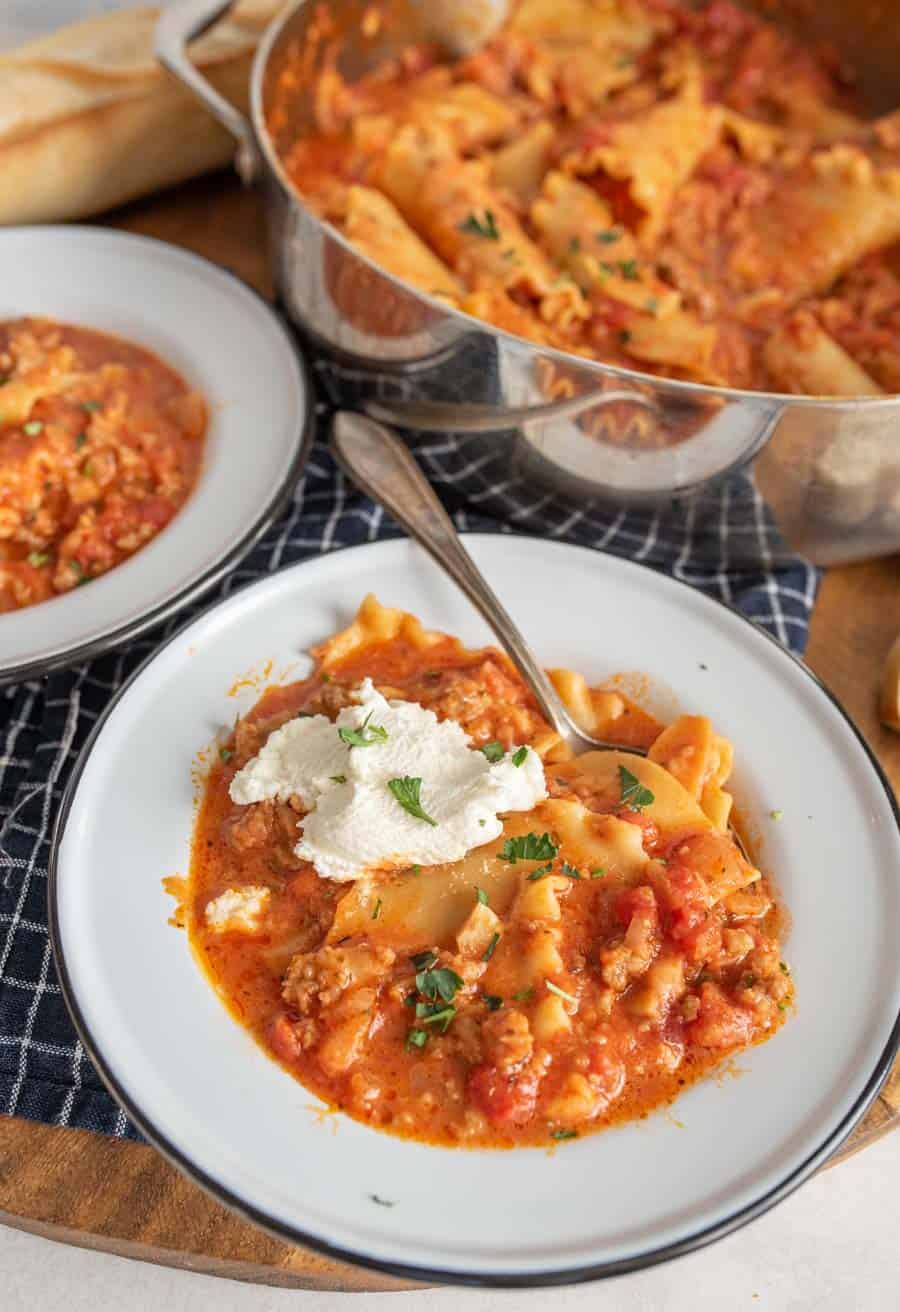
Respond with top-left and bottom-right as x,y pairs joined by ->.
50,537 -> 900,1286
0,226 -> 312,683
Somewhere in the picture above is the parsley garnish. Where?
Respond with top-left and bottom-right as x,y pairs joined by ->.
770,809 -> 783,820
459,210 -> 500,240
369,1194 -> 395,1207
511,746 -> 528,768
330,773 -> 347,784
512,986 -> 533,1002
371,898 -> 382,921
475,886 -> 489,906
499,832 -> 559,863
338,711 -> 388,749
560,860 -> 582,879
27,551 -> 49,568
618,259 -> 639,280
70,560 -> 88,584
388,775 -> 437,826
547,980 -> 577,1005
618,765 -> 654,811
569,235 -> 581,252
483,993 -> 503,1011
480,741 -> 505,763
75,431 -> 88,449
23,421 -> 43,436
596,228 -> 621,244
526,862 -> 554,882
321,672 -> 332,683
411,949 -> 437,971
406,1028 -> 428,1051
82,401 -> 102,413
551,1128 -> 578,1140
410,864 -> 422,876
482,932 -> 501,962
590,866 -> 606,879
743,973 -> 757,989
779,961 -> 790,974
218,746 -> 233,763
416,966 -> 464,1003
415,1001 -> 456,1031
619,329 -> 632,346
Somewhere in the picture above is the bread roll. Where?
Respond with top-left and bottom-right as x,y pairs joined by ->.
0,2 -> 281,224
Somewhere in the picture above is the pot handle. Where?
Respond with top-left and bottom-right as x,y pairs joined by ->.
154,0 -> 260,183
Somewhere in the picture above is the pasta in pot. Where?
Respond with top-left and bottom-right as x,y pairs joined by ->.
183,596 -> 793,1149
270,0 -> 900,396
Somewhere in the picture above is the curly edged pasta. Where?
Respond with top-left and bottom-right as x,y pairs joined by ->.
185,596 -> 792,1148
272,0 -> 900,395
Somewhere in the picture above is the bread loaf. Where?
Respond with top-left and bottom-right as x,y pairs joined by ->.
0,2 -> 282,224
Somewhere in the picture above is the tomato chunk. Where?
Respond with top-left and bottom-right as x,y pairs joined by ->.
616,807 -> 661,853
270,1013 -> 304,1064
467,1062 -> 540,1127
686,983 -> 755,1049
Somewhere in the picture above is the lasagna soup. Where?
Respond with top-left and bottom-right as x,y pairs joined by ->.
0,318 -> 207,612
185,596 -> 792,1148
271,0 -> 900,394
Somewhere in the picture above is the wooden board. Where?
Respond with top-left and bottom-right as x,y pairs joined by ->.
0,173 -> 898,1290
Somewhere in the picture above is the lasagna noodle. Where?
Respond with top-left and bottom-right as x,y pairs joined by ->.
343,186 -> 463,300
729,149 -> 900,303
353,75 -> 521,155
763,314 -> 884,396
564,79 -> 723,244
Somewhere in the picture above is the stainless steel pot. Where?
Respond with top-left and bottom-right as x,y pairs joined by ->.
156,0 -> 900,564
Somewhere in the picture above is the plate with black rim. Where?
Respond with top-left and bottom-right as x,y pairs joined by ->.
0,226 -> 313,684
50,536 -> 900,1286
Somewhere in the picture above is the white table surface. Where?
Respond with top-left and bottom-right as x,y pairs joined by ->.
2,1129 -> 897,1311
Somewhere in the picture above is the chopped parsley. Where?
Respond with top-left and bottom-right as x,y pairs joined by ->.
618,259 -> 640,281
482,931 -> 501,962
81,400 -> 102,413
526,862 -> 554,882
599,261 -> 616,275
75,431 -> 88,449
511,746 -> 528,768
70,559 -> 88,584
483,993 -> 503,1011
405,1028 -> 428,1051
338,711 -> 388,749
551,1128 -> 578,1140
371,898 -> 382,921
546,980 -> 577,1005
770,809 -> 783,821
480,741 -> 505,763
23,421 -> 43,436
498,832 -> 559,863
568,235 -> 581,253
618,764 -> 654,811
596,228 -> 621,244
27,551 -> 49,568
404,992 -> 417,1008
458,210 -> 500,240
410,864 -> 422,876
619,329 -> 632,346
779,961 -> 790,974
415,966 -> 463,1003
560,860 -> 582,880
410,949 -> 438,971
369,1194 -> 395,1207
743,973 -> 757,989
415,1001 -> 455,1031
475,886 -> 490,906
330,773 -> 347,784
590,866 -> 606,879
321,672 -> 332,683
388,775 -> 437,826
512,986 -> 534,1002
218,746 -> 233,763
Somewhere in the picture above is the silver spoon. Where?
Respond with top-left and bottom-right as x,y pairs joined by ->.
331,411 -> 634,757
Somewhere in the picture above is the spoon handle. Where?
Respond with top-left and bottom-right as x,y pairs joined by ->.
331,412 -> 589,747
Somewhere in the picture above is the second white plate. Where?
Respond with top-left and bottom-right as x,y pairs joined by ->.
0,225 -> 312,683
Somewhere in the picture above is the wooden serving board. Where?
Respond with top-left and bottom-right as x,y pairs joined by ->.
0,175 -> 898,1291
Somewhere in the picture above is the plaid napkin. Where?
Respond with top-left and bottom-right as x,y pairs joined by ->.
0,418 -> 819,1141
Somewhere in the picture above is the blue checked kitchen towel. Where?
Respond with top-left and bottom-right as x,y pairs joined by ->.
0,417 -> 819,1141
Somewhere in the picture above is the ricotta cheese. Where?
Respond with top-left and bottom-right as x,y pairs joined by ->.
229,679 -> 547,881
205,885 -> 271,933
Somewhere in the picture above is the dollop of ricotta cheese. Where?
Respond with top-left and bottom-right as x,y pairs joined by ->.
229,679 -> 547,881
205,885 -> 271,933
